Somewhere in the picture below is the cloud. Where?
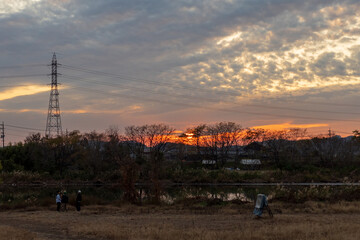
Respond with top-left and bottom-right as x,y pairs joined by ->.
311,52 -> 347,76
252,122 -> 329,130
0,85 -> 50,101
1,0 -> 360,143
0,108 -> 45,113
61,104 -> 143,115
0,0 -> 42,15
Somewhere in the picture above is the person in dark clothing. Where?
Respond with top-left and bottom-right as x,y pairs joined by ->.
61,190 -> 69,211
76,190 -> 82,211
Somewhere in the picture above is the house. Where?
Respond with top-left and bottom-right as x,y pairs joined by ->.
240,159 -> 261,170
202,159 -> 216,165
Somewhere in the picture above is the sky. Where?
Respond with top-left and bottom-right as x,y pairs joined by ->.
1,0 -> 360,144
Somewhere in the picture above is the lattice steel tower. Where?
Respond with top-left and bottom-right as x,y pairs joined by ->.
45,53 -> 62,137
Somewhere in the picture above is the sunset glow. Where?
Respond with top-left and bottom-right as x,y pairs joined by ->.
0,85 -> 49,101
253,123 -> 329,131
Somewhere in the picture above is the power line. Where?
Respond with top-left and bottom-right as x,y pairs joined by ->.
71,85 -> 360,123
0,74 -> 47,79
0,64 -> 46,69
1,62 -> 359,110
5,124 -> 44,132
0,70 -> 357,117
61,74 -> 360,116
1,62 -> 360,109
6,128 -> 40,134
334,130 -> 354,135
280,99 -> 360,108
61,74 -> 230,106
0,84 -> 47,88
62,64 -> 360,108
61,64 -> 241,98
1,62 -> 359,129
6,133 -> 28,138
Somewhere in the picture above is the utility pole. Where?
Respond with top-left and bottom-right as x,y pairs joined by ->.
45,53 -> 62,137
1,122 -> 4,148
328,128 -> 333,138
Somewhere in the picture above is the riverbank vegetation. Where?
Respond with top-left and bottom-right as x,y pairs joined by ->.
1,184 -> 360,211
1,122 -> 360,203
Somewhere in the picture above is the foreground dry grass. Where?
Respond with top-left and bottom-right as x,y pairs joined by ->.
0,225 -> 37,240
1,201 -> 360,240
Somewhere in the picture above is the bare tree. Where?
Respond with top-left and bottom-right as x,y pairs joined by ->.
180,124 -> 207,163
262,129 -> 289,169
123,125 -> 148,163
263,128 -> 309,168
284,128 -> 308,163
123,124 -> 175,203
203,122 -> 243,167
310,131 -> 345,167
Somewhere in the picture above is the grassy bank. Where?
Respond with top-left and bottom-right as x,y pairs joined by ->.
0,202 -> 360,240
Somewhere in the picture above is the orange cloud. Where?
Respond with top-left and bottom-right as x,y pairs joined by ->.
252,122 -> 328,131
0,85 -> 50,101
0,108 -> 46,113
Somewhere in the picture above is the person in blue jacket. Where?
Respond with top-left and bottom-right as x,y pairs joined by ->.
56,191 -> 61,212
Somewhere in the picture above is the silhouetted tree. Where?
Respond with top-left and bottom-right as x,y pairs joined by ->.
203,122 -> 243,167
123,124 -> 175,203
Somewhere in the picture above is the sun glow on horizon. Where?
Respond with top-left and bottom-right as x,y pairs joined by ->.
252,122 -> 329,131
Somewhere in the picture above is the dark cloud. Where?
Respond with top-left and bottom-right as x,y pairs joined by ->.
311,52 -> 347,77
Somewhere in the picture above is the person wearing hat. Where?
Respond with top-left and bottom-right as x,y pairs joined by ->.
61,190 -> 69,211
76,190 -> 82,211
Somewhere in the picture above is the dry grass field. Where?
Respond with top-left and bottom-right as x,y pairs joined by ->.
0,201 -> 360,240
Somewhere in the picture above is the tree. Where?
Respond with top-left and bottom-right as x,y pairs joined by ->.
123,125 -> 148,164
104,126 -> 124,169
241,128 -> 268,146
180,124 -> 207,164
202,122 -> 243,167
123,124 -> 175,203
80,131 -> 106,177
24,133 -> 45,172
283,128 -> 308,164
189,124 -> 207,157
353,130 -> 360,142
310,132 -> 347,168
0,143 -> 26,172
261,129 -> 307,169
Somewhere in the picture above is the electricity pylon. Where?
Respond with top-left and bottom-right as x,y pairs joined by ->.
45,53 -> 62,137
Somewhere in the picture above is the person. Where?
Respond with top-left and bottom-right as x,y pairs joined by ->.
56,191 -> 61,212
253,194 -> 273,218
76,190 -> 82,211
61,190 -> 69,211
